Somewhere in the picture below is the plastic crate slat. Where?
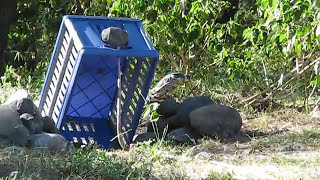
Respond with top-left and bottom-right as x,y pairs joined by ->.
53,106 -> 60,116
58,53 -> 64,63
45,97 -> 52,108
69,54 -> 76,67
66,63 -> 74,77
53,110 -> 59,120
62,38 -> 69,53
114,57 -> 143,136
60,45 -> 67,58
54,67 -> 60,80
62,77 -> 69,91
56,57 -> 62,67
64,29 -> 70,40
47,39 -> 74,117
43,103 -> 49,115
57,95 -> 64,106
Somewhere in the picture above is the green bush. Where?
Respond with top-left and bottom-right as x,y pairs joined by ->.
3,0 -> 320,108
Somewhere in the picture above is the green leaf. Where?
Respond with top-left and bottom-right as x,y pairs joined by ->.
295,42 -> 302,55
260,0 -> 270,9
311,75 -> 320,87
279,34 -> 287,43
272,0 -> 278,9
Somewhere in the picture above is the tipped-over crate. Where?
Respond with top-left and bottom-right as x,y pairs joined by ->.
38,15 -> 159,149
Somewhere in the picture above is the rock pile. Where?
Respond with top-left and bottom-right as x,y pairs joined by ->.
0,89 -> 67,152
134,96 -> 242,144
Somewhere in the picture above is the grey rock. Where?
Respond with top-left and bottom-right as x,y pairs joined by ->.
148,96 -> 215,133
15,98 -> 36,115
42,116 -> 58,133
6,94 -> 42,119
176,96 -> 214,127
4,89 -> 30,105
0,105 -> 30,146
10,124 -> 30,146
132,132 -> 157,143
146,115 -> 177,133
167,127 -> 201,144
101,27 -> 128,47
20,113 -> 43,134
29,132 -> 67,152
10,97 -> 44,135
190,104 -> 242,138
156,97 -> 180,117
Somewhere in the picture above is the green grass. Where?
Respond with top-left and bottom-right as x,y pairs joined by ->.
206,170 -> 234,180
0,147 -> 151,180
270,154 -> 320,166
251,128 -> 320,150
0,140 -> 191,180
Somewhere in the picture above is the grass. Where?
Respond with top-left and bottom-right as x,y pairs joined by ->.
1,73 -> 320,179
0,145 -> 152,180
206,170 -> 234,180
1,99 -> 320,179
251,129 -> 320,150
270,153 -> 320,166
0,122 -> 319,180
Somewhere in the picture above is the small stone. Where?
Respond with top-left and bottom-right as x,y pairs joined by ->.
101,27 -> 128,47
167,127 -> 201,144
29,133 -> 67,152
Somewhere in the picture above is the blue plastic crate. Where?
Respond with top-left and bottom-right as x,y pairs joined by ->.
38,15 -> 159,149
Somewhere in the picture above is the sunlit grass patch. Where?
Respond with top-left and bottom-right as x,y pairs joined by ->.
302,128 -> 320,138
206,170 -> 234,180
251,128 -> 320,151
270,153 -> 320,167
